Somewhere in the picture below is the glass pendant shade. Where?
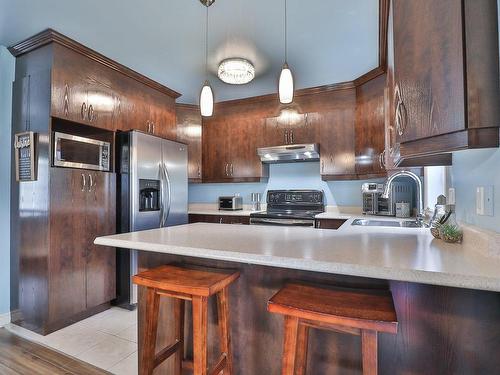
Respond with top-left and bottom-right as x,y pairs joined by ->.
279,63 -> 294,104
200,81 -> 214,117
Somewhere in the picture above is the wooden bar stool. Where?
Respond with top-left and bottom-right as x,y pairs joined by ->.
133,265 -> 240,375
268,283 -> 398,375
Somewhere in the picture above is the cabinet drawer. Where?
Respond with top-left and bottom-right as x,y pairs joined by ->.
189,214 -> 249,225
315,218 -> 347,230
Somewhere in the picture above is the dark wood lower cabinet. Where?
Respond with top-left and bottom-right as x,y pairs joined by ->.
315,219 -> 347,230
189,214 -> 250,225
13,167 -> 116,335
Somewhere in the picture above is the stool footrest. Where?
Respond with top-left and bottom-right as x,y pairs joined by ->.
153,340 -> 182,368
209,353 -> 227,375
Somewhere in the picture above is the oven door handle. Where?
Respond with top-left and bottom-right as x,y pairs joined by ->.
250,218 -> 314,226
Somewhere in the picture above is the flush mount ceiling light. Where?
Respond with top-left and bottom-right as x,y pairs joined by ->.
217,58 -> 255,85
278,0 -> 294,104
199,0 -> 214,117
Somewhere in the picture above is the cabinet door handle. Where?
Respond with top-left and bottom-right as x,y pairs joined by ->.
230,163 -> 234,176
224,163 -> 228,176
63,84 -> 69,117
394,85 -> 407,136
88,104 -> 94,122
146,121 -> 150,133
379,150 -> 386,170
81,102 -> 87,120
153,123 -> 156,133
219,217 -> 223,224
81,173 -> 86,192
197,164 -> 201,177
88,174 -> 93,192
290,129 -> 294,144
284,129 -> 288,144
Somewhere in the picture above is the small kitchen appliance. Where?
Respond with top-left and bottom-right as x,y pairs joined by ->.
362,181 -> 414,216
219,195 -> 243,211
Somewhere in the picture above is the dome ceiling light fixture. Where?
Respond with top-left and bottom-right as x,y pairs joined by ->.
199,0 -> 215,117
278,0 -> 294,104
217,58 -> 255,85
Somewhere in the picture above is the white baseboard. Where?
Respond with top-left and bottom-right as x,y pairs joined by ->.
0,312 -> 11,327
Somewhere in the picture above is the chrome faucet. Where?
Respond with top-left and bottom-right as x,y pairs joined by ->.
382,170 -> 424,222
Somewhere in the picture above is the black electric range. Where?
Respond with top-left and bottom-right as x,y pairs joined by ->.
249,190 -> 324,227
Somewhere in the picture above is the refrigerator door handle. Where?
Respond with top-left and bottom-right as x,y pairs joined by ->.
163,162 -> 172,225
159,162 -> 166,227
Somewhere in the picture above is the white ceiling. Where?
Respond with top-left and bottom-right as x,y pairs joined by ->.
0,0 -> 379,104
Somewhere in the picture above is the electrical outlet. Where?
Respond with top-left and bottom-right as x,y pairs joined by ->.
448,188 -> 456,205
476,186 -> 494,216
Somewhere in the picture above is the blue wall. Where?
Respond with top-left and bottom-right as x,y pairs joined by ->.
189,162 -> 384,206
451,149 -> 500,233
0,46 -> 15,315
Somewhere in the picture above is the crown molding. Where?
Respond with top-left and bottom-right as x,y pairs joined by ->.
8,28 -> 181,99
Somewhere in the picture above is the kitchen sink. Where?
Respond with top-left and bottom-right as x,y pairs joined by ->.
351,218 -> 427,228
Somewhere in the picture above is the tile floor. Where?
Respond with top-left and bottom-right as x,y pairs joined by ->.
5,307 -> 138,375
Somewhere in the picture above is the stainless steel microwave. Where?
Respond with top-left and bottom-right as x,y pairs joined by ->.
53,132 -> 111,171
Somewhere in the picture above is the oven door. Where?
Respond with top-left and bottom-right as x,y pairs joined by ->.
250,217 -> 315,227
53,132 -> 110,171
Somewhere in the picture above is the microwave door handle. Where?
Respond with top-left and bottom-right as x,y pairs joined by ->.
163,162 -> 172,226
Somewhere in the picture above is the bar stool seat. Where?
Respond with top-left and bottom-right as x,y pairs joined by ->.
268,283 -> 398,375
133,265 -> 239,375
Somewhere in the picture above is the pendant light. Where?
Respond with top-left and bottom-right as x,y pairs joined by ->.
279,0 -> 294,104
200,0 -> 214,117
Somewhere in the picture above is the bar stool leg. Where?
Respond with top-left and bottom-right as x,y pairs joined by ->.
140,288 -> 160,375
174,299 -> 185,375
295,324 -> 309,375
361,330 -> 378,375
192,296 -> 209,375
216,287 -> 233,375
281,316 -> 300,375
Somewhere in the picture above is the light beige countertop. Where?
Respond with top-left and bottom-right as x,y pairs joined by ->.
95,219 -> 500,292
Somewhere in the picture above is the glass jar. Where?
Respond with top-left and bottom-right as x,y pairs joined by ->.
429,195 -> 447,239
438,205 -> 463,243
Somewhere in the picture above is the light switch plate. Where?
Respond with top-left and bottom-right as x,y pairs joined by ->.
476,186 -> 494,216
448,188 -> 456,205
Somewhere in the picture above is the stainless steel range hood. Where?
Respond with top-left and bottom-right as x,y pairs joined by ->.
257,143 -> 320,163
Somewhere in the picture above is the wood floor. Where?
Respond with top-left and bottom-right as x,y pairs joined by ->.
0,328 -> 109,374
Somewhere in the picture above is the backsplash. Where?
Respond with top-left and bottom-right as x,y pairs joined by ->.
189,162 -> 384,207
451,148 -> 500,233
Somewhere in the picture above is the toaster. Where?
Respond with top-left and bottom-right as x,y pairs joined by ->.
218,195 -> 243,211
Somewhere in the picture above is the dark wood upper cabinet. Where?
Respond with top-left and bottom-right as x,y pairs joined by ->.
316,89 -> 357,180
355,74 -> 386,178
202,101 -> 269,183
176,104 -> 203,182
17,29 -> 180,136
391,0 -> 500,160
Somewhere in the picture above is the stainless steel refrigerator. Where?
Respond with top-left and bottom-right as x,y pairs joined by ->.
116,130 -> 188,308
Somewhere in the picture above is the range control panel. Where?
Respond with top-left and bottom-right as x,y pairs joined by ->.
267,190 -> 324,206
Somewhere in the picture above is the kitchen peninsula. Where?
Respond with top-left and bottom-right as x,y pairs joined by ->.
95,221 -> 500,374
